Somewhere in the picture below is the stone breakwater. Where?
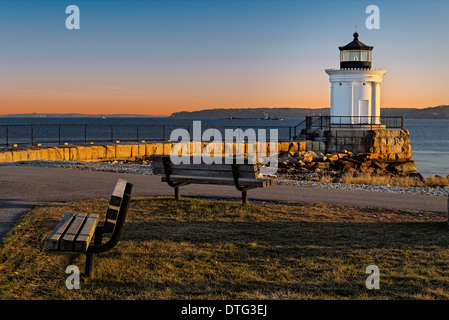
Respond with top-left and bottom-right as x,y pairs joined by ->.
0,136 -> 412,165
0,139 -> 420,184
0,141 -> 283,163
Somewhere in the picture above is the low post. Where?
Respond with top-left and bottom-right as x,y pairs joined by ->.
447,196 -> 449,227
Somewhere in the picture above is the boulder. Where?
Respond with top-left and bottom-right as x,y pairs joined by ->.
359,161 -> 372,172
370,159 -> 388,170
387,161 -> 417,174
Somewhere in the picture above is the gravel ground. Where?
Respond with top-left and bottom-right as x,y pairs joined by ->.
1,160 -> 448,197
275,178 -> 449,196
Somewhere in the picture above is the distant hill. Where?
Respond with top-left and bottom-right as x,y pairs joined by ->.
170,105 -> 449,119
170,108 -> 329,119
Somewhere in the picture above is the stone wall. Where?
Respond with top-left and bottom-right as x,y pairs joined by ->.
321,128 -> 411,162
0,129 -> 412,167
0,141 -> 310,163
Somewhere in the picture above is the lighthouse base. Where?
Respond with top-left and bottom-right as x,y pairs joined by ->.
305,127 -> 412,162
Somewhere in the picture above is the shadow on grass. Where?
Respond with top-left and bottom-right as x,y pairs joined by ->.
121,220 -> 449,248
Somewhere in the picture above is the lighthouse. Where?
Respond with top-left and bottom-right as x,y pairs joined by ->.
325,32 -> 386,125
296,31 -> 413,173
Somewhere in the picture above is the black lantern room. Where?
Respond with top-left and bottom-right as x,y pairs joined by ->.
339,32 -> 373,69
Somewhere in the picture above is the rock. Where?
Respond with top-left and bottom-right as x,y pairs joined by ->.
294,160 -> 306,168
303,156 -> 314,163
408,172 -> 424,181
370,159 -> 388,170
359,161 -> 372,172
387,161 -> 417,174
335,160 -> 357,171
315,162 -> 330,170
305,172 -> 321,181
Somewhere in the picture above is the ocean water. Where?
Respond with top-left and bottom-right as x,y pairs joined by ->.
405,119 -> 449,178
0,117 -> 447,177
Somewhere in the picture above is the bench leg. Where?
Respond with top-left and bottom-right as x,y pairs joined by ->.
175,186 -> 181,201
85,252 -> 96,278
242,190 -> 248,204
84,227 -> 103,278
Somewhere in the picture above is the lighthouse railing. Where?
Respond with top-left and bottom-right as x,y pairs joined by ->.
303,116 -> 404,131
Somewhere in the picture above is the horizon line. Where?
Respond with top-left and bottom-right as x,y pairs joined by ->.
1,105 -> 447,117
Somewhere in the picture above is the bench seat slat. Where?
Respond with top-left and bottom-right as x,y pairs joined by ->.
151,162 -> 259,172
74,214 -> 100,252
47,212 -> 77,251
151,155 -> 258,166
154,168 -> 259,179
60,213 -> 88,251
162,175 -> 274,188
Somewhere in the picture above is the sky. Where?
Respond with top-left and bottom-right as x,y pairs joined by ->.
0,0 -> 448,115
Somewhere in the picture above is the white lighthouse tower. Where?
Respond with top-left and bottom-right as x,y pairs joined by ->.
325,32 -> 386,125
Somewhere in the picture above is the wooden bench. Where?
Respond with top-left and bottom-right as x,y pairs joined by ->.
150,155 -> 275,204
47,179 -> 133,277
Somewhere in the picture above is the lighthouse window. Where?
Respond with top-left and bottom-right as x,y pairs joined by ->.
351,51 -> 360,61
342,51 -> 349,61
361,51 -> 368,61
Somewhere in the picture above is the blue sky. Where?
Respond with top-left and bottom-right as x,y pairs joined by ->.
0,0 -> 448,114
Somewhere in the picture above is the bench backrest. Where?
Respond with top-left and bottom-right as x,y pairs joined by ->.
102,178 -> 133,234
151,155 -> 261,179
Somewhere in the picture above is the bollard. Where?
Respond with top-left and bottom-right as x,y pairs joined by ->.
447,196 -> 449,227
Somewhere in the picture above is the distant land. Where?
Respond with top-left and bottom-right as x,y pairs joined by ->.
2,105 -> 449,119
170,105 -> 449,119
0,113 -> 167,118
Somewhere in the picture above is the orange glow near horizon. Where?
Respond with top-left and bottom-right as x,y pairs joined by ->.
0,86 -> 446,116
0,62 -> 447,116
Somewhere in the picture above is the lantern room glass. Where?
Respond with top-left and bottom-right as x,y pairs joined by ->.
341,50 -> 371,62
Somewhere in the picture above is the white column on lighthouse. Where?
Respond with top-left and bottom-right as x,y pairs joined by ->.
372,82 -> 381,124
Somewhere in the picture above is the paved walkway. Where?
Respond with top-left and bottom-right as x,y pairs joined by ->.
0,166 -> 447,241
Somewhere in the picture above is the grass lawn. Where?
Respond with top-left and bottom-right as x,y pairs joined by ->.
0,196 -> 448,300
